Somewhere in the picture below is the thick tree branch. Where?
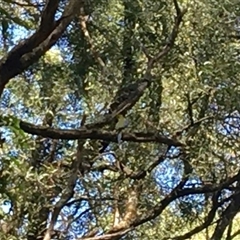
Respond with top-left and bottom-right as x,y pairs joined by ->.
78,170 -> 240,240
40,0 -> 60,33
168,192 -> 220,240
134,169 -> 240,227
210,189 -> 240,240
0,0 -> 84,96
19,121 -> 184,147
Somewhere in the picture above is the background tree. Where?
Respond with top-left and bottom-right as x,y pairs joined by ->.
0,0 -> 240,240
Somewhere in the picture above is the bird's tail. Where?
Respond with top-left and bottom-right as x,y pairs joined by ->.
98,114 -> 127,153
98,116 -> 118,153
99,140 -> 110,153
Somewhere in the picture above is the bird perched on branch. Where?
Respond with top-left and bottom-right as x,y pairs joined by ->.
98,79 -> 150,153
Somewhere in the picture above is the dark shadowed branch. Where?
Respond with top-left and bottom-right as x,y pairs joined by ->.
20,120 -> 184,147
0,0 -> 84,96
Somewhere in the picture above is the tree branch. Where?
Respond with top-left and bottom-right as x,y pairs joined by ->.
77,228 -> 133,240
168,192 -> 220,240
19,121 -> 184,147
134,169 -> 240,227
0,0 -> 84,96
144,0 -> 187,77
210,190 -> 240,239
78,170 -> 240,240
40,0 -> 60,33
43,139 -> 85,240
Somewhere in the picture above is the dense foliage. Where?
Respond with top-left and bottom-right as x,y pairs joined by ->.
0,0 -> 240,240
